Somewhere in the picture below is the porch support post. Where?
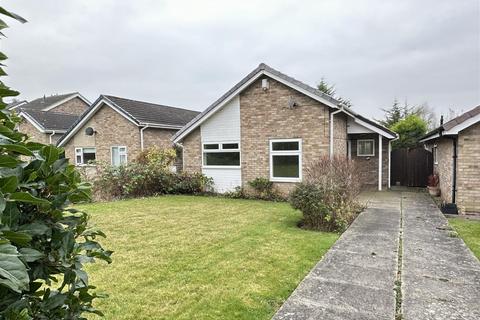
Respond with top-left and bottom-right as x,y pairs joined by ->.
378,134 -> 382,191
388,140 -> 391,188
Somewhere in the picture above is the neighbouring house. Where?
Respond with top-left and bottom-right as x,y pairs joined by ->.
14,92 -> 91,144
172,63 -> 397,193
420,105 -> 480,214
56,95 -> 199,171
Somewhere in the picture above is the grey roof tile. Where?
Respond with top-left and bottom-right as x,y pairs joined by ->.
103,95 -> 199,127
21,109 -> 79,131
20,93 -> 78,111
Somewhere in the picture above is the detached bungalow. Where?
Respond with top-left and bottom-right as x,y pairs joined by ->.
420,105 -> 480,214
57,95 -> 199,168
15,92 -> 90,144
172,63 -> 397,193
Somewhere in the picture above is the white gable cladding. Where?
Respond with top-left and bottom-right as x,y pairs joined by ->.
347,117 -> 375,134
200,95 -> 241,192
201,95 -> 240,142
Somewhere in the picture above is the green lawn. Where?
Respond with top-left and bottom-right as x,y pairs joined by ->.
448,217 -> 480,259
80,196 -> 338,320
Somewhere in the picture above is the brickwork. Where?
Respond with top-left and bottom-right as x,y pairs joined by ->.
457,122 -> 480,213
50,97 -> 89,115
333,113 -> 348,156
350,134 -> 389,188
239,77 -> 331,192
18,119 -> 49,144
432,138 -> 454,204
182,128 -> 202,173
143,128 -> 176,150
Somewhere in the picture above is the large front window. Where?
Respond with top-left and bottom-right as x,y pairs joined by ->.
203,142 -> 240,167
75,147 -> 96,165
270,139 -> 302,182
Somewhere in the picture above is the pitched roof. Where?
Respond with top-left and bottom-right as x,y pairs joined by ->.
421,105 -> 480,141
103,95 -> 200,127
443,105 -> 480,131
57,95 -> 199,147
342,106 -> 397,138
19,109 -> 79,132
173,63 -> 396,142
18,92 -> 90,112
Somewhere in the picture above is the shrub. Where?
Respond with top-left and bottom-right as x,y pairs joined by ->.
289,156 -> 362,231
247,177 -> 282,200
93,148 -> 212,200
0,7 -> 111,318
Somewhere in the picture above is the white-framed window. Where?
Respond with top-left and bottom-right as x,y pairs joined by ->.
111,146 -> 127,166
75,147 -> 96,165
269,139 -> 302,182
433,144 -> 438,164
202,142 -> 240,168
357,139 -> 375,156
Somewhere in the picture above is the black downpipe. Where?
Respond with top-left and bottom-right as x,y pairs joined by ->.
451,137 -> 457,204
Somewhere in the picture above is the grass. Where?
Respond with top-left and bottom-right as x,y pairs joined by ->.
448,217 -> 480,259
79,195 -> 338,320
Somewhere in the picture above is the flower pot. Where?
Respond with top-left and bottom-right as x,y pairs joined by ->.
427,186 -> 440,196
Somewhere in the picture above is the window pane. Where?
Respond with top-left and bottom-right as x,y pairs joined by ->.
112,147 -> 119,166
273,155 -> 299,178
83,147 -> 96,153
204,152 -> 240,166
76,155 -> 82,164
204,144 -> 219,150
272,141 -> 299,151
222,143 -> 239,149
83,151 -> 96,163
358,141 -> 373,155
120,154 -> 127,164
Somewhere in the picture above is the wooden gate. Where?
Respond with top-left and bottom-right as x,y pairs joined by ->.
390,147 -> 433,187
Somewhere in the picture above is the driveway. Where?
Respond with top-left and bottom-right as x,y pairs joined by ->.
272,190 -> 480,320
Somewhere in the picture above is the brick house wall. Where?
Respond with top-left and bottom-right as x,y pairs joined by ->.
457,122 -> 480,213
18,119 -> 49,144
333,113 -> 348,157
50,97 -> 89,115
182,128 -> 202,173
143,128 -> 176,150
432,138 -> 454,204
63,103 -> 176,167
240,77 -> 330,194
350,134 -> 389,188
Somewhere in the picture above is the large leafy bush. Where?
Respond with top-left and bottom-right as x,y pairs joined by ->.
93,147 -> 212,200
290,156 -> 362,231
0,7 -> 111,319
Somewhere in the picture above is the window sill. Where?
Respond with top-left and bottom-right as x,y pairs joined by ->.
202,166 -> 241,169
357,154 -> 375,157
270,177 -> 302,183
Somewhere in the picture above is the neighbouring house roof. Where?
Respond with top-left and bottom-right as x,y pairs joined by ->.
6,100 -> 28,110
420,105 -> 480,142
172,63 -> 396,142
19,109 -> 79,133
16,92 -> 90,112
103,95 -> 200,127
57,95 -> 200,147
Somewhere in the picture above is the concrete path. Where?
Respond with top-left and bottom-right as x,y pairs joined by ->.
402,192 -> 480,319
272,191 -> 480,320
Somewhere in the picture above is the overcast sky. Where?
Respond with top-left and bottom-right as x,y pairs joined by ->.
2,0 -> 479,119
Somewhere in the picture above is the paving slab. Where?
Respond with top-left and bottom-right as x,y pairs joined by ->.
402,192 -> 480,320
272,191 -> 401,320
